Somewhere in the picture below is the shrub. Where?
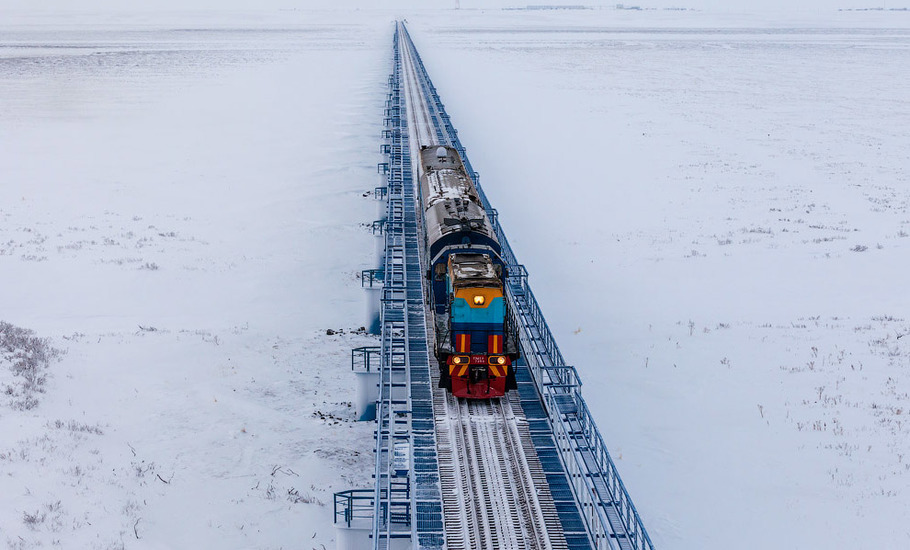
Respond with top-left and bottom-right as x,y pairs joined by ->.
1,321 -> 63,410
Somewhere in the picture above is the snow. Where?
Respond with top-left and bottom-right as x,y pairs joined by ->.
2,5 -> 910,550
1,13 -> 389,549
407,8 -> 910,549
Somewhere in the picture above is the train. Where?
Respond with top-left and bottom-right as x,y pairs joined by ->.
417,144 -> 519,398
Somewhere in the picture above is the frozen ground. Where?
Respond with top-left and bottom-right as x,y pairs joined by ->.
0,13 -> 389,550
408,8 -> 910,549
2,5 -> 910,550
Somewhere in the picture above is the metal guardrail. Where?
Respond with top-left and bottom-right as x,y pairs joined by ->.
372,27 -> 409,549
361,268 -> 384,287
352,346 -> 381,372
399,23 -> 655,550
370,24 -> 445,550
335,489 -> 376,528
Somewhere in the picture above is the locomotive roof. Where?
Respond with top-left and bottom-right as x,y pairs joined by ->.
420,145 -> 501,261
420,146 -> 480,208
449,253 -> 499,284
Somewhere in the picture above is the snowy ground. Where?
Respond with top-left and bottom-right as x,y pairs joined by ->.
1,13 -> 389,550
408,8 -> 910,549
2,5 -> 910,550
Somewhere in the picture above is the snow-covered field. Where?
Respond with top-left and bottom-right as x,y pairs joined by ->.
2,5 -> 909,550
1,12 -> 388,549
409,8 -> 910,549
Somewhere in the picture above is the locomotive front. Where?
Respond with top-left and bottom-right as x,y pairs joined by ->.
418,145 -> 518,398
444,253 -> 514,397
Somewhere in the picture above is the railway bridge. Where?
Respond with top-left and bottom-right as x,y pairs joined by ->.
337,22 -> 655,550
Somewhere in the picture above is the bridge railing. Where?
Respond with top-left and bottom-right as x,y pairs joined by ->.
372,26 -> 405,549
370,25 -> 446,550
400,23 -> 655,550
335,489 -> 376,528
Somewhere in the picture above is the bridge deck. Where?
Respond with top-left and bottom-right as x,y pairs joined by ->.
367,22 -> 655,550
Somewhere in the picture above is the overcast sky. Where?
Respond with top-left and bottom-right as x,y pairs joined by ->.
0,0 -> 890,12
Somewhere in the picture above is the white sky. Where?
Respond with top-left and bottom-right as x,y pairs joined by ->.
0,0 -> 895,14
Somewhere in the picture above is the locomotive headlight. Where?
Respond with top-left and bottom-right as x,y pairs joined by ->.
452,355 -> 469,365
489,356 -> 506,365
473,295 -> 485,306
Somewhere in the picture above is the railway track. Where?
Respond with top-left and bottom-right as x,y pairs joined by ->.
432,378 -> 570,550
398,22 -> 570,550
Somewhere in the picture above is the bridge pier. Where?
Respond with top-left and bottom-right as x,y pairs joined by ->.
354,371 -> 380,421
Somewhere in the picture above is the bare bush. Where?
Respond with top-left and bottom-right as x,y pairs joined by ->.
47,419 -> 104,435
22,509 -> 47,529
21,501 -> 61,533
1,321 -> 64,410
287,487 -> 323,505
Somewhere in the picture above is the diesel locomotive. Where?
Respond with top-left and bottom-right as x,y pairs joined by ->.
417,145 -> 519,398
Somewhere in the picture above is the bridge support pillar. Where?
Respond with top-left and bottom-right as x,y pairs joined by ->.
365,286 -> 381,335
354,371 -> 380,421
335,520 -> 372,550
